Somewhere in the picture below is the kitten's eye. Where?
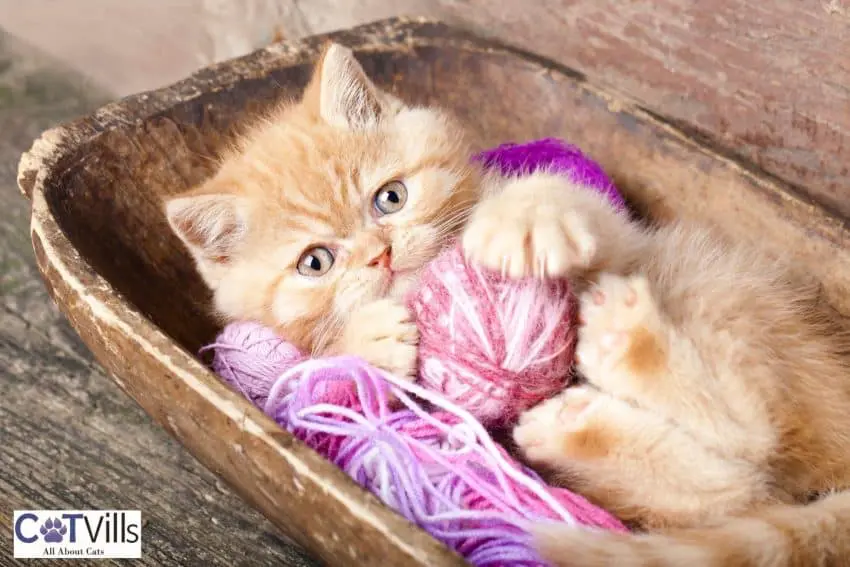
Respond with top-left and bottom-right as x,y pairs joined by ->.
297,246 -> 334,277
373,180 -> 408,215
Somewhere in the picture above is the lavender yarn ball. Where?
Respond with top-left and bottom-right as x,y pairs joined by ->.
201,321 -> 305,408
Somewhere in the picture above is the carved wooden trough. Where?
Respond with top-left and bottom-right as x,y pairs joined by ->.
18,17 -> 850,566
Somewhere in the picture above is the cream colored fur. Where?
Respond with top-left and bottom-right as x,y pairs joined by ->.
164,42 -> 850,566
498,180 -> 850,566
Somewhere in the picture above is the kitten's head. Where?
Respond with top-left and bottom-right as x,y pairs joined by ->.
164,44 -> 481,351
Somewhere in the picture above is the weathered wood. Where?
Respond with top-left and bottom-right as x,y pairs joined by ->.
0,313 -> 317,567
496,0 -> 849,218
6,0 -> 849,215
0,31 -> 317,566
301,0 -> 850,218
15,17 -> 850,567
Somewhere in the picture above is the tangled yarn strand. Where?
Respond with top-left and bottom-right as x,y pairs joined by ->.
213,337 -> 627,566
393,370 -> 579,526
326,356 -> 581,527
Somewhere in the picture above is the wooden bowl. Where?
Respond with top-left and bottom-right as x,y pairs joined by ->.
18,17 -> 850,567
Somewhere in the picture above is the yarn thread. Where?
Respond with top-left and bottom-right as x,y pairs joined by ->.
202,321 -> 305,408
248,353 -> 627,565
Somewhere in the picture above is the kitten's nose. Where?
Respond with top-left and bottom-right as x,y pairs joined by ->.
368,246 -> 392,269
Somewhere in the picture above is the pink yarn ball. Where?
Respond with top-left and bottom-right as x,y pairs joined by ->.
407,243 -> 578,426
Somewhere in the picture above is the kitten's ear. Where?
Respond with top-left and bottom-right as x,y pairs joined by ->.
307,43 -> 383,129
164,192 -> 247,264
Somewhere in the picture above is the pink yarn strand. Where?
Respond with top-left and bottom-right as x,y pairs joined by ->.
258,355 -> 627,565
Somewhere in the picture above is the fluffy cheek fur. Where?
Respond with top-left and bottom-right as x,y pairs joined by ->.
220,170 -> 469,353
270,223 -> 458,352
380,167 -> 470,279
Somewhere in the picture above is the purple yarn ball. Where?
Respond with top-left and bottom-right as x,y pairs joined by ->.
474,138 -> 626,211
201,321 -> 305,408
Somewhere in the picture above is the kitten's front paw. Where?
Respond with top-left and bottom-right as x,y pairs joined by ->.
340,299 -> 419,380
462,190 -> 597,279
576,273 -> 667,385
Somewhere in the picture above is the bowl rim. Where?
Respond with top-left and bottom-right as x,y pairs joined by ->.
21,17 -> 485,567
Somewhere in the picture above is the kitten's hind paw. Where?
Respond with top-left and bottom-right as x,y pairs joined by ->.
513,386 -> 603,465
576,274 -> 668,385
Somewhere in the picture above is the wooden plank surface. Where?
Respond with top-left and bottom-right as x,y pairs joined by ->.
443,0 -> 850,217
0,31 -> 317,567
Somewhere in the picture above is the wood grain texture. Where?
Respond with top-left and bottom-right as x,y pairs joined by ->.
446,0 -> 850,217
0,313 -> 317,567
16,18 -> 850,567
0,31 -> 317,567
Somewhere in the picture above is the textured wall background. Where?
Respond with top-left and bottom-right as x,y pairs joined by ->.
0,0 -> 310,95
0,0 -> 847,217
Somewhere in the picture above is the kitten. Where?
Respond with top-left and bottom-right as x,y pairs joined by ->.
500,191 -> 850,565
165,41 -> 850,566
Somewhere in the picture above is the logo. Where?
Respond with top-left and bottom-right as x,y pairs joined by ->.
13,510 -> 142,559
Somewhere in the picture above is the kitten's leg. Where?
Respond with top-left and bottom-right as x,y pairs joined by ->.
513,386 -> 774,528
327,298 -> 419,381
462,172 -> 648,283
575,272 -> 772,458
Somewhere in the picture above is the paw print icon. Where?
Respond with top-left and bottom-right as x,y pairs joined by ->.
39,518 -> 67,543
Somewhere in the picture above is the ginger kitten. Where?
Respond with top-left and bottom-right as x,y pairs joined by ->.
165,42 -> 850,566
